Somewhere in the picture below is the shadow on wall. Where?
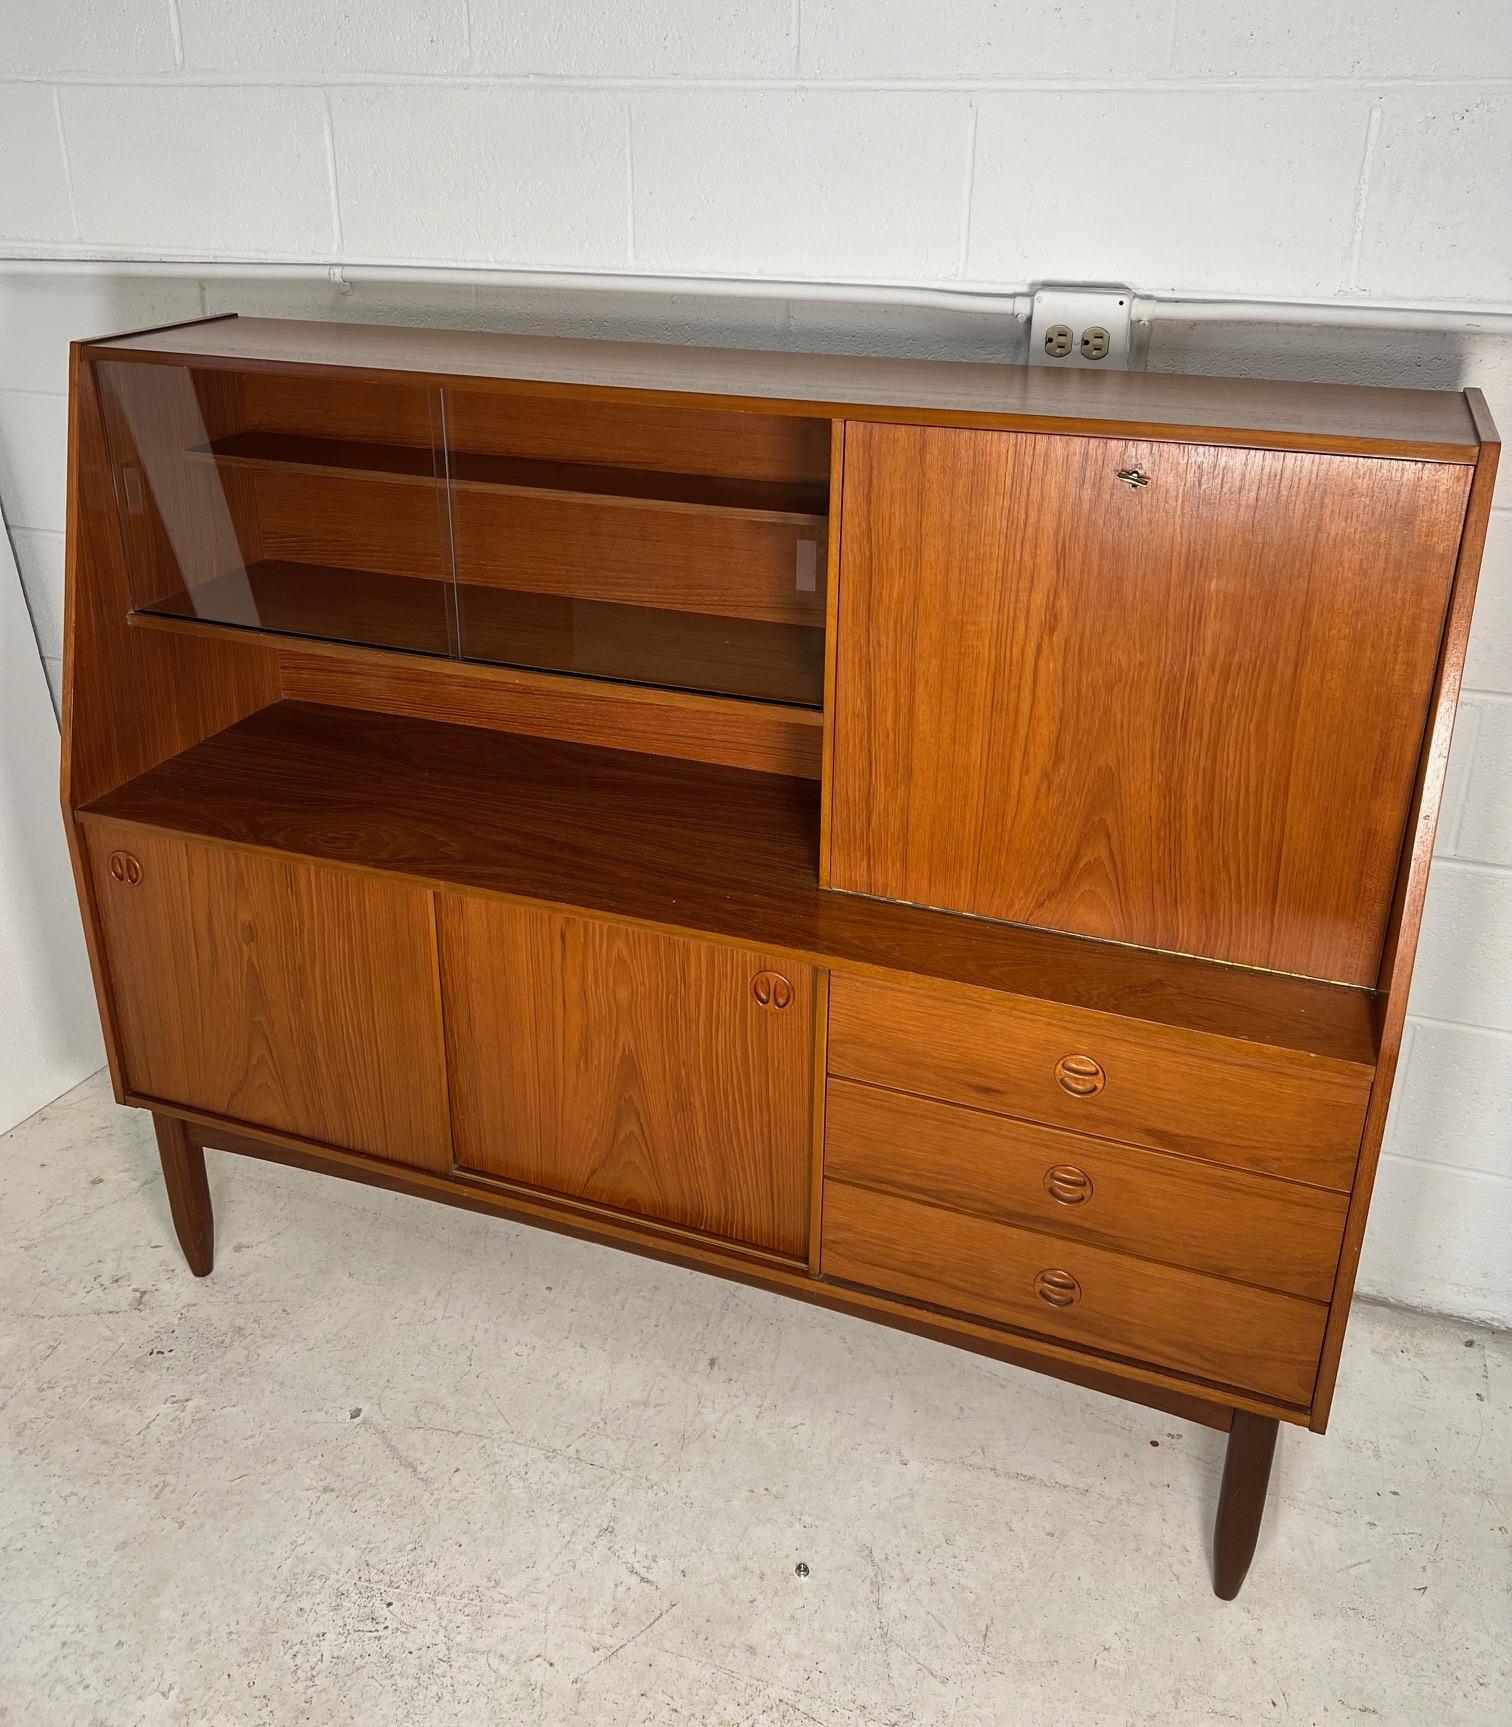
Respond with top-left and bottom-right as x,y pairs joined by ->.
1148,318 -> 1487,393
0,522 -> 105,1131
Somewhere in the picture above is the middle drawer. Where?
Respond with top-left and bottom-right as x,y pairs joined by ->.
825,1078 -> 1349,1301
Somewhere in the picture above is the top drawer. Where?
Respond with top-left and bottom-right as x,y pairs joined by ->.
827,976 -> 1371,1191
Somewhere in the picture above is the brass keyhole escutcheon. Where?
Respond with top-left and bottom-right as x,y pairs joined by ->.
1116,467 -> 1149,489
751,970 -> 794,1010
107,851 -> 142,886
1034,1269 -> 1082,1308
1055,1053 -> 1105,1097
1044,1164 -> 1094,1206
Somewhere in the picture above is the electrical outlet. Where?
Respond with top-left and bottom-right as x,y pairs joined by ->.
1028,286 -> 1135,369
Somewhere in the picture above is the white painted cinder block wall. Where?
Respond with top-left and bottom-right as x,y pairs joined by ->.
2,2 -> 1510,1322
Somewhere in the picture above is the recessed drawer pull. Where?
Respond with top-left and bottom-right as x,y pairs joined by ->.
751,969 -> 794,1009
107,850 -> 143,886
1034,1268 -> 1082,1308
1043,1163 -> 1094,1206
1055,1053 -> 1105,1097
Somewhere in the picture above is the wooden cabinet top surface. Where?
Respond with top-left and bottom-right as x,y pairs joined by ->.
85,315 -> 1486,462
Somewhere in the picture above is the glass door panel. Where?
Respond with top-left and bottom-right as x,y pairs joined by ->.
444,387 -> 829,706
95,360 -> 456,658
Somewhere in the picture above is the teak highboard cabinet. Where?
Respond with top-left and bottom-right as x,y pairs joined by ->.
61,315 -> 1499,1600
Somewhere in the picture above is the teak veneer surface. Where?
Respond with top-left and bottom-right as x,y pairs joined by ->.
824,1078 -> 1349,1301
87,818 -> 451,1170
89,319 -> 1480,460
829,425 -> 1470,986
76,700 -> 1378,1068
826,973 -> 1369,1191
232,368 -> 831,484
138,562 -> 826,706
821,1181 -> 1327,1406
199,431 -> 828,521
441,899 -> 814,1257
276,646 -> 825,780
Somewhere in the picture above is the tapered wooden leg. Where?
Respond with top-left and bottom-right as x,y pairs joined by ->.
153,1113 -> 214,1277
1212,1410 -> 1279,1599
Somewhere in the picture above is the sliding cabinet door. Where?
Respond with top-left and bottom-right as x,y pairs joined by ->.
88,821 -> 451,1169
440,898 -> 814,1258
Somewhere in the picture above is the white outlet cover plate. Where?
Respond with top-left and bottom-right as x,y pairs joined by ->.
1028,285 -> 1134,370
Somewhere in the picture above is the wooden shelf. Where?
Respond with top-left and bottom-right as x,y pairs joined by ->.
134,560 -> 825,706
192,431 -> 829,523
77,699 -> 1379,1070
461,585 -> 824,706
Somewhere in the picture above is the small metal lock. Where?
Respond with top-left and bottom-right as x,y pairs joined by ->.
1115,467 -> 1150,489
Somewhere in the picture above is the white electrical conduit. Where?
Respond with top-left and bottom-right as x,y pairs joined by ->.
2,255 -> 1511,336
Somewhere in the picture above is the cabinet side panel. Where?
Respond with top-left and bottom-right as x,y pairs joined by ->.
1310,402 -> 1500,1430
829,423 -> 1470,983
61,350 -> 282,1089
440,897 -> 813,1257
62,351 -> 281,812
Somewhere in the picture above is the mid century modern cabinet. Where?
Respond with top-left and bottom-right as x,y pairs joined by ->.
60,316 -> 1499,1599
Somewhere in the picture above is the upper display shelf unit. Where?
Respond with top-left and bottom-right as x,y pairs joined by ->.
94,347 -> 831,707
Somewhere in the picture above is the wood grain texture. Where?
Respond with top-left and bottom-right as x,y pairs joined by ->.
63,355 -> 280,811
817,420 -> 847,888
241,366 -> 437,446
458,582 -> 824,706
825,1078 -> 1349,1300
807,970 -> 831,1275
95,360 -> 255,610
445,386 -> 832,482
821,1181 -> 1326,1405
439,897 -> 813,1257
252,468 -> 452,580
827,974 -> 1370,1190
153,1112 -> 214,1277
201,432 -> 827,520
167,1104 -> 1244,1427
1213,1412 -> 1280,1599
138,561 -> 824,706
87,819 -> 451,1170
451,487 -> 825,626
277,645 -> 824,778
829,425 -> 1470,985
1310,393 -> 1502,1431
62,322 -> 1494,1489
78,701 -> 1380,1068
61,350 -> 280,1094
89,319 -> 1481,461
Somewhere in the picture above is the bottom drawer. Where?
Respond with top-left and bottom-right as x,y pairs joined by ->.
821,1182 -> 1326,1406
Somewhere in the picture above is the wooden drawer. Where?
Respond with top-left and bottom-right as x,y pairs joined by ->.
825,1079 -> 1348,1301
828,975 -> 1370,1190
821,1182 -> 1327,1406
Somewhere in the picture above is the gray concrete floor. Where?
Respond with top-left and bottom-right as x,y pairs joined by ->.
1,1073 -> 1507,1727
